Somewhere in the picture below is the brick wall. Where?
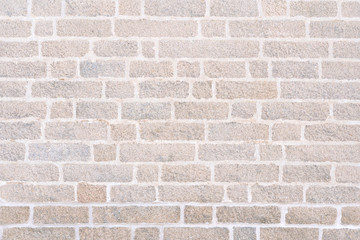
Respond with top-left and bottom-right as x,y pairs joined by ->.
0,0 -> 360,239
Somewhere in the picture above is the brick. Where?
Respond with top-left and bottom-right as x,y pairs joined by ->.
140,123 -> 204,141
0,62 -> 46,78
334,41 -> 360,60
217,206 -> 280,223
230,20 -> 305,37
260,145 -> 282,161
262,0 -> 286,16
160,40 -> 259,58
29,143 -> 90,161
201,20 -> 225,37
322,61 -> 360,80
77,182 -> 106,203
136,165 -> 158,182
165,228 -> 228,240
32,0 -> 61,16
0,143 -> 25,161
46,122 -> 107,140
216,81 -> 277,99
336,166 -> 360,183
139,81 -> 189,98
111,185 -> 156,202
175,102 -> 228,120
262,102 -> 329,121
342,207 -> 360,225
0,207 -> 29,224
0,122 -> 40,140
286,207 -> 337,224
291,1 -> 337,17
252,185 -> 303,203
51,101 -> 73,119
42,41 -> 89,58
261,228 -> 318,240
204,61 -> 245,78
106,82 -> 134,99
0,183 -> 74,202
177,61 -> 200,78
135,228 -> 159,240
34,206 -> 88,224
94,40 -> 138,57
2,228 -> 75,240
264,41 -> 328,58
93,206 -> 180,223
0,0 -> 27,16
211,0 -> 258,16
35,20 -> 53,36
323,229 -> 360,240
119,144 -> 195,162
215,164 -> 278,182
142,41 -> 155,58
193,81 -> 212,99
209,123 -> 269,141
159,185 -> 223,202
283,165 -> 331,183
0,20 -> 31,37
51,61 -> 77,78
232,102 -> 256,119
272,124 -> 301,141
94,144 -> 116,162
310,21 -> 360,38
115,20 -> 197,37
0,41 -> 38,57
77,102 -> 118,119
110,124 -> 136,141
305,124 -> 360,141
307,186 -> 360,203
227,185 -> 248,202
57,19 -> 112,37
63,164 -> 132,182
234,227 -> 256,240
0,81 -> 26,97
80,60 -> 125,78
122,102 -> 171,120
0,101 -> 46,119
184,206 -> 212,223
145,0 -> 205,16
0,163 -> 58,181
32,81 -> 102,98
342,1 -> 360,17
130,61 -> 172,78
118,0 -> 141,15
250,61 -> 268,78
272,61 -> 318,79
65,0 -> 115,16
199,144 -> 255,161
80,228 -> 130,240
162,164 -> 210,182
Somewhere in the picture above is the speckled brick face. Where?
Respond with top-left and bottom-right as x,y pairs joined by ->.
0,0 -> 359,239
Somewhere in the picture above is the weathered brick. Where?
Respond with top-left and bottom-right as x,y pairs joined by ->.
201,20 -> 225,37
260,145 -> 282,161
0,0 -> 27,16
211,0 -> 258,16
291,1 -> 337,17
252,185 -> 303,203
262,0 -> 286,16
142,41 -> 155,58
217,206 -> 281,223
122,102 -> 171,120
0,101 -> 46,119
272,123 -> 301,141
177,61 -> 200,77
310,21 -> 360,38
232,102 -> 257,119
29,143 -> 90,161
0,163 -> 58,181
234,228 -> 256,240
199,144 -> 255,161
140,123 -> 204,141
164,228 -> 228,240
58,19 -> 112,37
159,185 -> 223,202
204,61 -> 245,78
323,229 -> 360,240
227,185 -> 248,202
65,0 -> 115,16
94,40 -> 138,57
261,228 -> 318,240
215,164 -> 278,182
322,61 -> 360,80
51,61 -> 77,78
94,144 -> 116,162
2,228 -> 75,240
342,207 -> 360,225
130,61 -> 172,78
111,185 -> 156,202
193,81 -> 212,99
162,164 -> 210,182
333,42 -> 360,58
42,41 -> 89,58
307,186 -> 360,203
110,124 -> 136,141
51,101 -> 73,118
272,61 -> 318,79
286,207 -> 337,224
264,41 -> 328,58
0,81 -> 26,97
0,20 -> 31,37
0,207 -> 29,224
32,81 -> 102,98
136,165 -> 158,182
175,102 -> 228,120
342,1 -> 360,17
80,60 -> 125,78
32,0 -> 61,16
77,182 -> 106,203
336,166 -> 360,183
139,81 -> 189,98
216,81 -> 277,99
0,143 -> 25,161
0,41 -> 38,57
283,165 -> 331,182
118,0 -> 141,15
0,62 -> 46,78
106,82 -> 134,99
35,20 -> 53,37
46,122 -> 107,140
145,0 -> 205,16
135,228 -> 159,240
0,122 -> 41,140
250,60 -> 268,78
34,206 -> 88,224
209,123 -> 269,141
77,102 -> 118,119
305,124 -> 360,141
184,206 -> 212,223
80,228 -> 130,240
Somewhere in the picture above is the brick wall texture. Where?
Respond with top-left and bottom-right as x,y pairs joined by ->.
0,0 -> 360,239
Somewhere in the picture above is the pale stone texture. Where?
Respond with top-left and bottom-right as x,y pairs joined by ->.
51,61 -> 77,78
118,0 -> 141,15
209,123 -> 269,141
0,207 -> 29,224
251,185 -> 303,203
283,165 -> 331,182
58,19 -> 112,37
290,1 -> 337,17
139,81 -> 189,98
77,182 -> 107,203
94,144 -> 116,162
211,0 -> 258,16
158,185 -> 224,202
234,228 -> 256,240
215,164 -> 278,182
140,123 -> 204,140
136,165 -> 158,182
199,144 -> 255,161
177,61 -> 200,77
161,164 -> 210,182
51,101 -> 73,118
0,0 -> 27,16
342,1 -> 360,17
135,228 -> 159,240
29,143 -> 90,161
323,229 -> 360,240
80,228 -> 130,240
0,143 -> 25,161
2,228 -> 75,240
262,0 -> 286,16
164,228 -> 229,240
261,228 -> 319,240
33,206 -> 88,224
336,166 -> 360,183
184,206 -> 212,223
0,163 -> 58,181
175,102 -> 228,119
145,0 -> 205,17
286,207 -> 337,224
217,206 -> 281,223
193,81 -> 212,99
310,21 -> 360,38
0,20 -> 31,37
110,185 -> 156,202
216,81 -> 277,99
341,207 -> 360,225
307,186 -> 360,203
65,0 -> 115,16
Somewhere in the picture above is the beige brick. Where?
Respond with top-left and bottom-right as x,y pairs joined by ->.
106,82 -> 134,99
162,164 -> 210,182
261,228 -> 318,240
307,186 -> 360,203
94,144 -> 116,162
145,0 -> 205,16
110,124 -> 136,141
34,206 -> 88,224
322,61 -> 360,80
63,164 -> 132,182
0,41 -> 38,57
35,20 -> 53,36
283,165 -> 331,183
249,61 -> 268,78
130,61 -> 172,78
342,1 -> 360,17
336,166 -> 360,183
2,228 -> 75,240
333,42 -> 360,58
217,206 -> 281,223
252,185 -> 303,203
262,102 -> 329,121
0,20 -> 31,37
164,228 -> 229,240
260,145 -> 282,161
201,20 -> 225,37
80,60 -> 125,78
115,20 -> 197,37
51,101 -> 73,118
177,61 -> 200,78
160,40 -> 259,58
80,228 -> 130,240
310,21 -> 360,38
118,0 -> 141,15
193,81 -> 212,99
0,122 -> 41,140
136,165 -> 158,182
0,183 -> 74,202
122,103 -> 171,120
342,207 -> 360,225
32,81 -> 102,98
211,0 -> 258,16
216,81 -> 277,99
142,41 -> 155,58
32,0 -> 61,16
264,41 -> 328,58
234,228 -> 256,240
111,185 -> 156,202
272,61 -> 318,79
262,0 -> 286,16
77,182 -> 106,203
0,0 -> 27,16
286,207 -> 337,224
159,185 -> 223,202
135,228 -> 159,240
0,101 -> 46,119
0,163 -> 58,181
46,122 -> 107,140
209,123 -> 269,141
230,20 -> 305,38
305,124 -> 360,141
272,123 -> 301,141
184,206 -> 212,223
140,123 -> 204,141
323,229 -> 360,240
175,102 -> 228,120
93,206 -> 180,223
0,62 -> 46,78
139,81 -> 189,98
51,61 -> 77,78
199,144 -> 255,161
77,102 -> 117,119
29,143 -> 90,161
227,185 -> 248,202
0,81 -> 26,97
65,0 -> 115,16
0,207 -> 29,224
94,40 -> 137,57
291,1 -> 337,17
215,164 -> 278,182
204,61 -> 245,78
42,41 -> 89,58
0,143 -> 25,161
58,19 -> 112,37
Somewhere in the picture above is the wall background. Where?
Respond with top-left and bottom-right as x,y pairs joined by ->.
0,0 -> 360,239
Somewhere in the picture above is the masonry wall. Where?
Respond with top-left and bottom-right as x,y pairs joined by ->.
0,0 -> 360,239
